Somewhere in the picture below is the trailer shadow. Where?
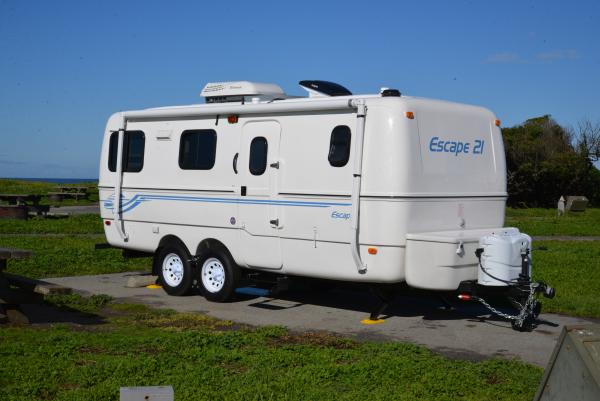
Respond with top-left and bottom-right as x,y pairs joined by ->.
241,281 -> 560,331
4,302 -> 107,327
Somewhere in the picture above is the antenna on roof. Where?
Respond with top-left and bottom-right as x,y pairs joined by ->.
298,80 -> 353,97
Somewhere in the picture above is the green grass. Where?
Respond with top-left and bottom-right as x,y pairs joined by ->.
532,240 -> 600,317
0,212 -> 147,278
0,236 -> 150,278
0,178 -> 98,205
1,212 -> 599,317
0,213 -> 145,278
0,214 -> 103,234
506,207 -> 600,236
0,178 -> 62,194
0,295 -> 543,401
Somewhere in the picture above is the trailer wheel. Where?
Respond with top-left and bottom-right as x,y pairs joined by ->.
197,247 -> 239,302
156,243 -> 193,296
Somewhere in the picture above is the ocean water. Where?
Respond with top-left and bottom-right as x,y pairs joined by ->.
5,177 -> 98,184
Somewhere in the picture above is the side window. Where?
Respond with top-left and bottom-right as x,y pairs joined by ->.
108,130 -> 145,172
179,129 -> 217,170
328,125 -> 351,167
249,136 -> 268,176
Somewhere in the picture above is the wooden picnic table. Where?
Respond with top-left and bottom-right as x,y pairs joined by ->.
0,194 -> 43,206
0,194 -> 49,218
0,247 -> 71,324
48,186 -> 91,202
55,186 -> 90,193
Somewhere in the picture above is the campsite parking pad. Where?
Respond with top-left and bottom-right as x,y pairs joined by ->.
46,272 -> 594,367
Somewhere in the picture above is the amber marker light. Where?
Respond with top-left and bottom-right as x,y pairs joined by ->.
405,111 -> 415,119
228,115 -> 239,124
368,247 -> 378,255
494,119 -> 501,127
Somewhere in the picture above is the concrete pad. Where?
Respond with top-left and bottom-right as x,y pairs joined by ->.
46,272 -> 596,367
125,274 -> 158,288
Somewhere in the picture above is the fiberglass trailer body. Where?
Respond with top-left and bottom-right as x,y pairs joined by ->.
99,80 -> 553,329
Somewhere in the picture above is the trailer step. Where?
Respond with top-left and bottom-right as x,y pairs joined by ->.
235,286 -> 271,297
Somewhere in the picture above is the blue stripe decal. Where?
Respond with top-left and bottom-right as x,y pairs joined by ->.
102,193 -> 351,213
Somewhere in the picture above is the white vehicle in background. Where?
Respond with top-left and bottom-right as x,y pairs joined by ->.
99,80 -> 554,330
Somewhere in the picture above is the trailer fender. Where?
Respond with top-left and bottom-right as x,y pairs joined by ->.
152,235 -> 191,276
195,238 -> 235,262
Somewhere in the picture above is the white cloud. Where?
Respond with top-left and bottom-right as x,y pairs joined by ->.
484,49 -> 580,64
536,49 -> 580,61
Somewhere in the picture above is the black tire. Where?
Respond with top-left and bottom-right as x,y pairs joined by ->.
155,242 -> 194,296
197,245 -> 240,302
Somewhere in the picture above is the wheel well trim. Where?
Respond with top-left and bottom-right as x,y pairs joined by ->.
153,235 -> 191,276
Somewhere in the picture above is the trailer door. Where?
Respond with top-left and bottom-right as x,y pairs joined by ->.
238,121 -> 282,269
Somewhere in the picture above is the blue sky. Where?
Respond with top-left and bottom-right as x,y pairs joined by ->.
1,0 -> 599,178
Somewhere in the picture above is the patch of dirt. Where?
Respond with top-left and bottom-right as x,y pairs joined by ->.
60,383 -> 81,391
269,331 -> 357,349
75,359 -> 97,366
135,345 -> 163,355
77,345 -> 108,354
133,312 -> 238,332
77,345 -> 126,356
220,361 -> 248,374
485,374 -> 504,385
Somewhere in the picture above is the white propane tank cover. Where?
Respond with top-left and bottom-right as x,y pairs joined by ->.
477,228 -> 532,286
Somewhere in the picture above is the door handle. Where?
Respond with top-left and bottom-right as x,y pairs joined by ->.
269,161 -> 279,169
269,218 -> 279,227
233,153 -> 238,174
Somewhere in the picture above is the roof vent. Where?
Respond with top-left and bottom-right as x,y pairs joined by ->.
298,80 -> 353,97
381,88 -> 401,97
201,81 -> 286,103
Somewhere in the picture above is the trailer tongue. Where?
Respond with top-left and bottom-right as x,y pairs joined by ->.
460,230 -> 555,331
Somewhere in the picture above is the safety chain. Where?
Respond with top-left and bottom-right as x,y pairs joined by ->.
470,283 -> 537,325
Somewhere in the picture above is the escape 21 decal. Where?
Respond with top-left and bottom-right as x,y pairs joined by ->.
428,136 -> 485,156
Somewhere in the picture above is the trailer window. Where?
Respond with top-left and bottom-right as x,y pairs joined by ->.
179,130 -> 217,170
108,130 -> 145,173
328,125 -> 351,167
249,137 -> 268,176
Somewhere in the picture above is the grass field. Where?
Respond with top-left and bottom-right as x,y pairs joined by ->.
0,214 -> 102,234
532,240 -> 600,317
0,213 -> 150,278
0,211 -> 599,317
0,194 -> 596,399
0,179 -> 98,206
506,207 -> 600,236
0,235 -> 150,278
0,295 -> 542,401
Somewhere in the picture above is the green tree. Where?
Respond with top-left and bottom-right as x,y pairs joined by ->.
502,115 -> 600,207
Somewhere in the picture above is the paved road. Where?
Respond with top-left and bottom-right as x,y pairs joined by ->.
49,205 -> 100,215
47,272 -> 594,367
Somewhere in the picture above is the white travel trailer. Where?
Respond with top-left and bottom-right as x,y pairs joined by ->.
99,80 -> 553,329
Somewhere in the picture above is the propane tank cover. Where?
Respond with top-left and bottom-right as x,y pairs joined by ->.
477,229 -> 532,286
